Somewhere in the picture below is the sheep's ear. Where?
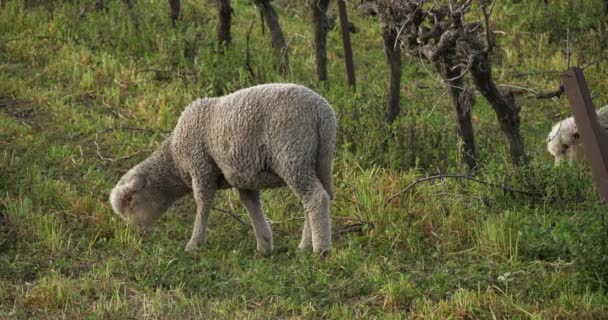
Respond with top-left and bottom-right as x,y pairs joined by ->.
573,132 -> 580,139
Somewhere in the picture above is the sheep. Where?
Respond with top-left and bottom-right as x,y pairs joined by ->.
546,105 -> 608,165
110,83 -> 337,254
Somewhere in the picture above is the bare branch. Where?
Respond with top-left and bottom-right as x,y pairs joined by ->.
90,126 -> 168,162
212,207 -> 253,229
245,19 -> 256,80
94,134 -> 144,162
385,173 -> 543,205
478,0 -> 496,52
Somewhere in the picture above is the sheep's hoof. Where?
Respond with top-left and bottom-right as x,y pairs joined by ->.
313,245 -> 332,257
257,241 -> 273,254
315,248 -> 332,258
297,241 -> 312,250
184,242 -> 199,252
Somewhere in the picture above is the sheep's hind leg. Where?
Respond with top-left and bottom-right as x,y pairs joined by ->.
283,174 -> 331,254
185,177 -> 216,252
238,189 -> 273,254
298,214 -> 312,250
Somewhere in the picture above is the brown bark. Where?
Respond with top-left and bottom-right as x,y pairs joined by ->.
168,0 -> 181,26
252,0 -> 289,74
448,76 -> 477,170
381,27 -> 402,124
217,0 -> 232,48
309,0 -> 330,81
469,52 -> 527,164
378,1 -> 526,166
434,56 -> 478,171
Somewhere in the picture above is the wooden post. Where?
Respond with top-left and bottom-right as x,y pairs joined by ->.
337,0 -> 356,87
561,67 -> 608,202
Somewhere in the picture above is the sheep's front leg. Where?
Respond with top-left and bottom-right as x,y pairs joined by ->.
238,189 -> 273,254
185,178 -> 216,252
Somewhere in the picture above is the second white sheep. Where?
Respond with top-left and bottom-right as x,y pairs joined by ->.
547,105 -> 608,165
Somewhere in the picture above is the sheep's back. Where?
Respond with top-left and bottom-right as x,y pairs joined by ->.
174,84 -> 335,189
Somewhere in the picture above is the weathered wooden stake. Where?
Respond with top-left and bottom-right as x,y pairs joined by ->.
561,67 -> 608,202
337,0 -> 356,88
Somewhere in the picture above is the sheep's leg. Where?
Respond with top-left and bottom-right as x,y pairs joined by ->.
298,214 -> 312,250
304,181 -> 331,253
238,189 -> 273,254
284,176 -> 331,254
185,177 -> 216,252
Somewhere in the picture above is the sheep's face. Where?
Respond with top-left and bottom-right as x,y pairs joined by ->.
546,119 -> 583,165
110,170 -> 170,233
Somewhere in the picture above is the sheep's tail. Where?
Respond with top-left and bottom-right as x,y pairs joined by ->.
317,109 -> 337,201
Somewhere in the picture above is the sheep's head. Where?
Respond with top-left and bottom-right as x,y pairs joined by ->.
546,117 -> 583,165
110,169 -> 171,233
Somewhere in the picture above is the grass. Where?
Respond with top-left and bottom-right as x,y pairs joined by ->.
1,0 -> 608,318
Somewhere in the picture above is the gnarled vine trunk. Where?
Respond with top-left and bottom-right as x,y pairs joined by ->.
309,0 -> 330,81
381,26 -> 402,124
217,0 -> 232,48
253,0 -> 289,74
438,61 -> 478,170
469,52 -> 527,164
378,0 -> 527,166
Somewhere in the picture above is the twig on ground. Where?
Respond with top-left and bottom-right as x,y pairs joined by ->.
91,126 -> 167,162
212,207 -> 253,229
334,216 -> 374,237
94,126 -> 163,136
94,134 -> 144,162
385,173 -> 543,205
102,102 -> 129,119
266,214 -> 373,237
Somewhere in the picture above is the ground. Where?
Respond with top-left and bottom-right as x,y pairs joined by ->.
1,0 -> 608,318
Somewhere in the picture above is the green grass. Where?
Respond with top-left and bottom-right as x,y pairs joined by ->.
1,0 -> 608,318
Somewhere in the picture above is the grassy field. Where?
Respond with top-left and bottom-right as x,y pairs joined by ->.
1,0 -> 608,318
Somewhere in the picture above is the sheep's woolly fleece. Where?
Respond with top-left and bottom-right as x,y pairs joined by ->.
110,83 -> 337,254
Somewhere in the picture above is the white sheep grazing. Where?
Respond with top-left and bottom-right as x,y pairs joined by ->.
547,105 -> 608,165
110,83 -> 337,254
